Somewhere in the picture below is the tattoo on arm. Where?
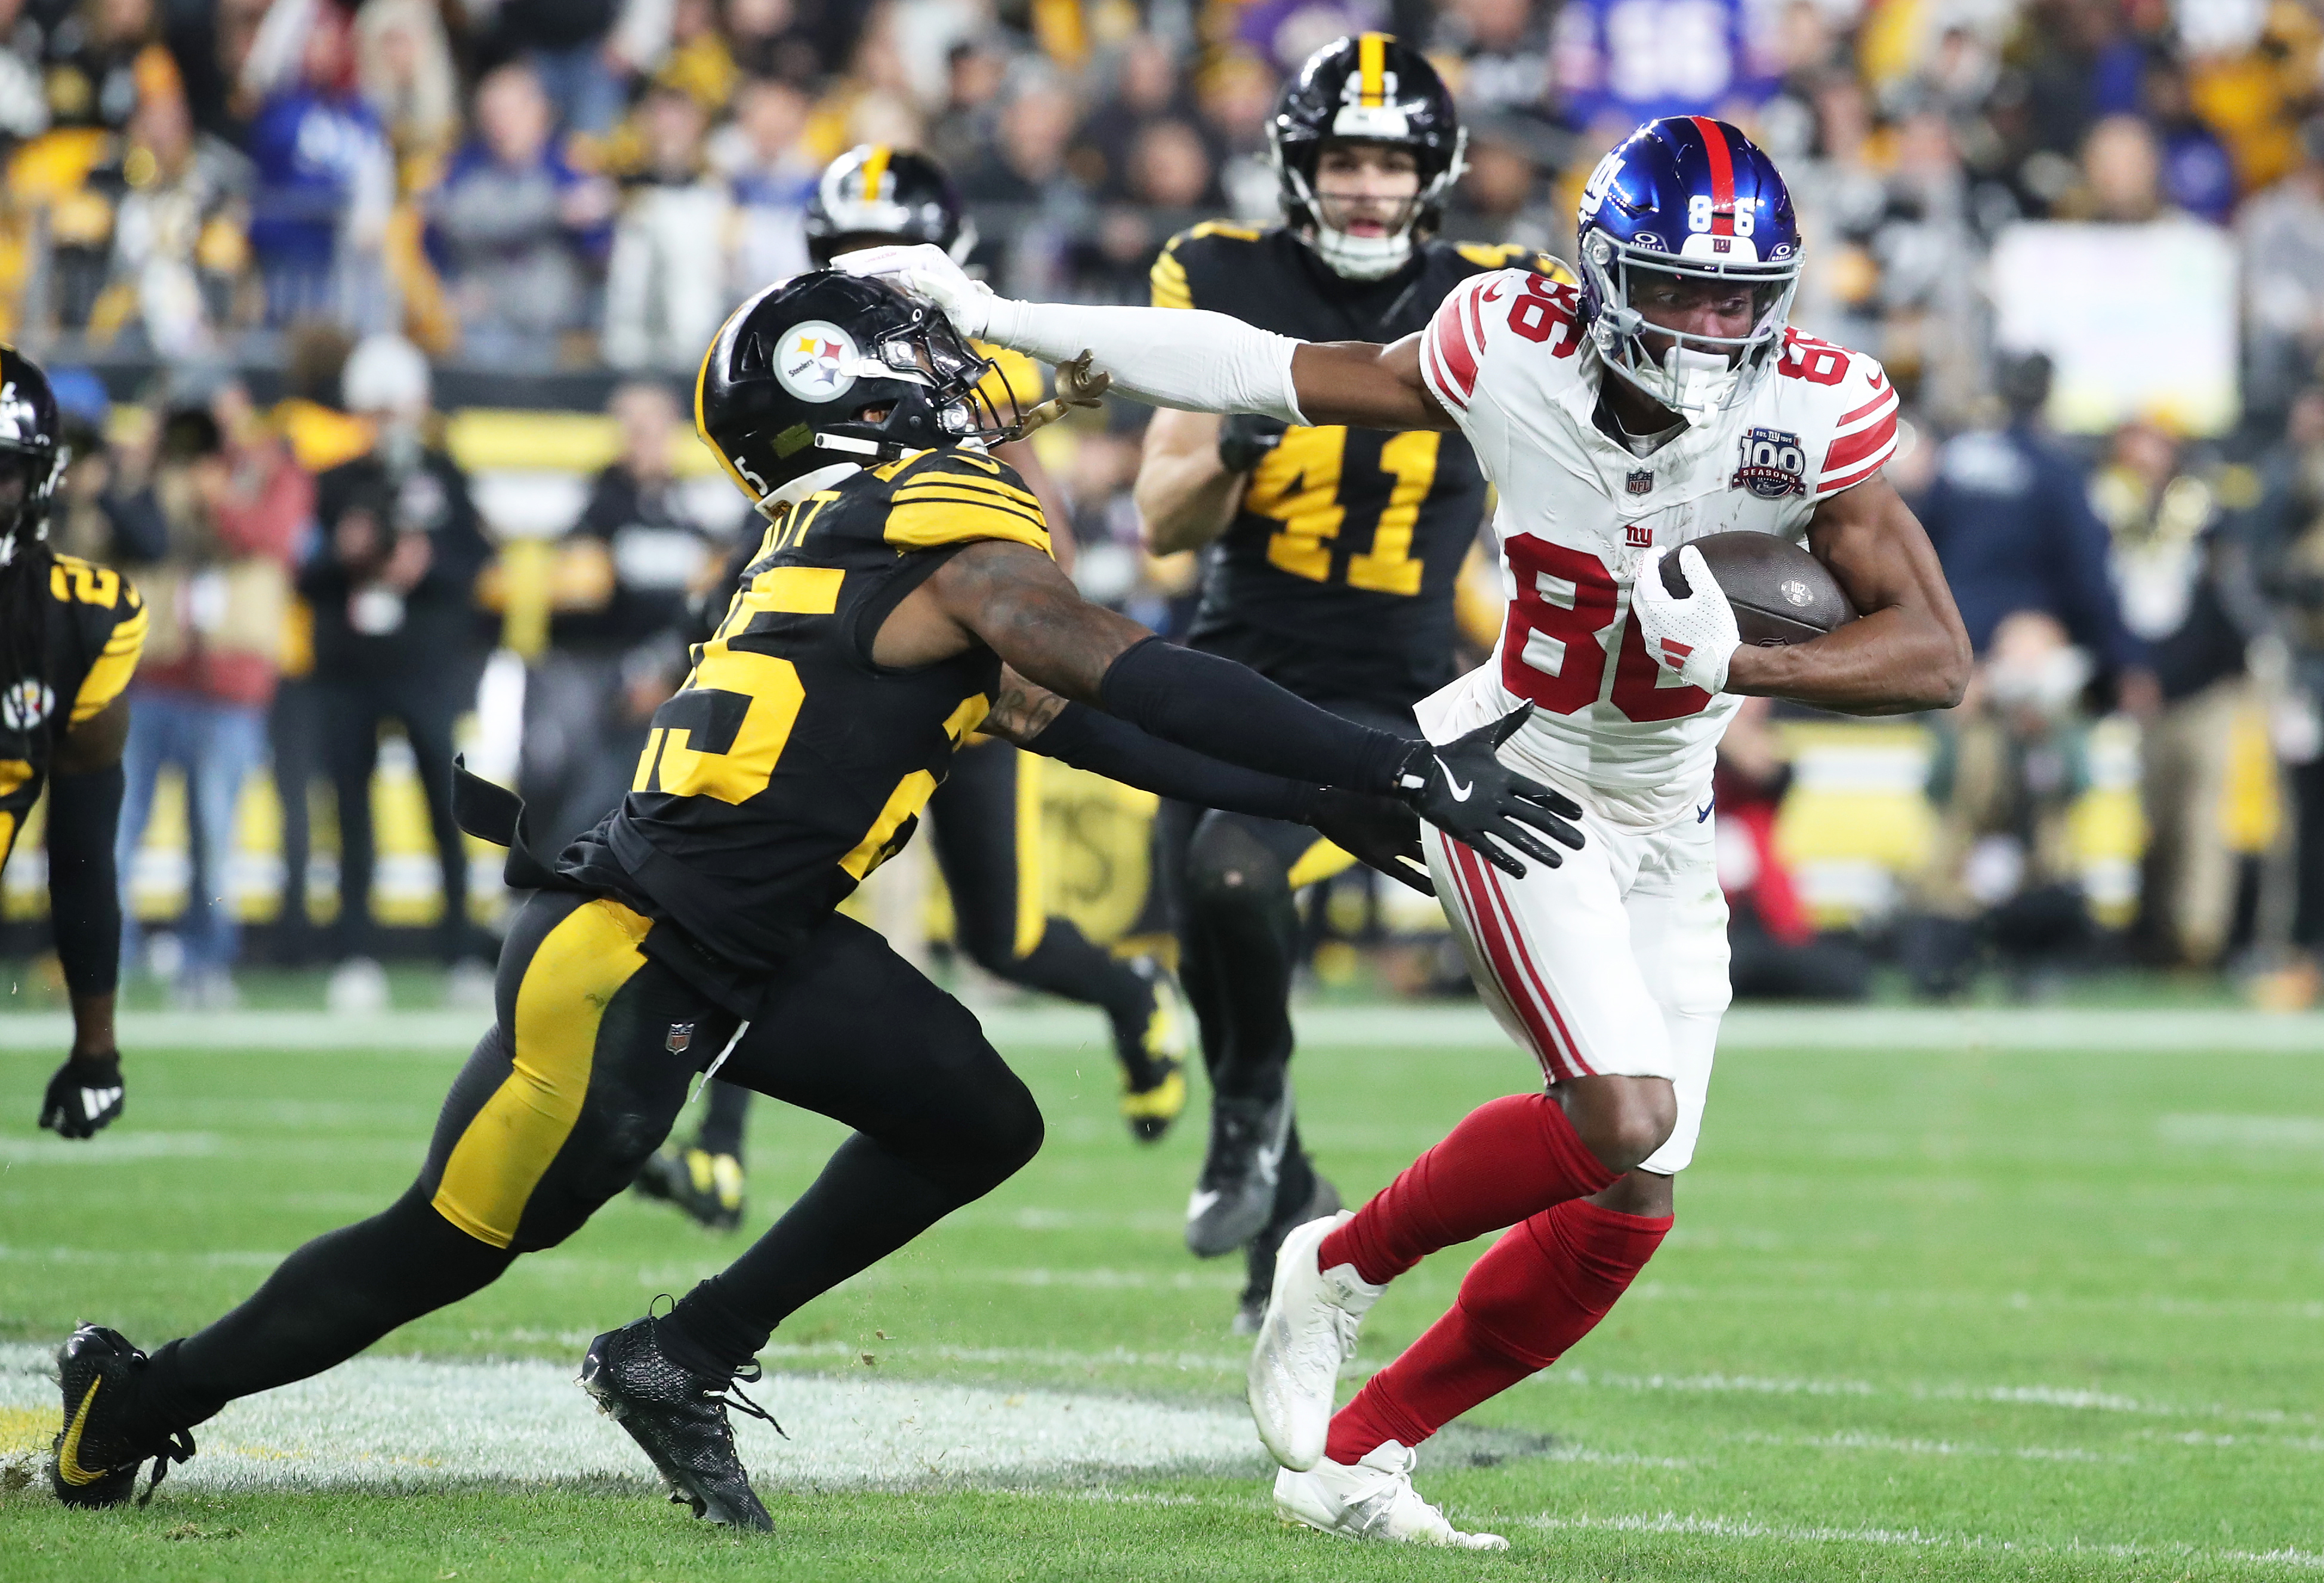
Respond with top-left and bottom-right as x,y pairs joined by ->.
982,666 -> 1071,745
930,539 -> 1152,703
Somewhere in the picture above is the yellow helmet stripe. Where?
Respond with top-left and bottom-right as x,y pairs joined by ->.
1358,33 -> 1387,106
695,295 -> 761,501
859,144 -> 893,203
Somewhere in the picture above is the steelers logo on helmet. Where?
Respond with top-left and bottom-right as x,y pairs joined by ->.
775,321 -> 862,404
1,678 -> 53,731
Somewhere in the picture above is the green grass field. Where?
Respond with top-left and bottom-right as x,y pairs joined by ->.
2,1001 -> 2320,1579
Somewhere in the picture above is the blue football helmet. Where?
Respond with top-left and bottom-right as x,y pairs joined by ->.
1576,117 -> 1802,417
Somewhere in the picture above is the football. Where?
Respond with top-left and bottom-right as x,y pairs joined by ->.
1658,530 -> 1856,646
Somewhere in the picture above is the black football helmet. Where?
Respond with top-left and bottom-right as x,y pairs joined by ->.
0,347 -> 64,569
1270,33 -> 1466,281
695,270 -> 1007,515
804,145 -> 975,267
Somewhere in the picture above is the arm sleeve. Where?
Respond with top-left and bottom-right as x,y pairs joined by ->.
1025,700 -> 1318,823
978,296 -> 1308,425
1099,636 -> 1414,794
45,762 -> 122,998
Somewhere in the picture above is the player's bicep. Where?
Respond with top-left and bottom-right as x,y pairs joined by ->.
1288,338 -> 1453,431
1807,475 -> 1967,633
928,539 -> 1152,703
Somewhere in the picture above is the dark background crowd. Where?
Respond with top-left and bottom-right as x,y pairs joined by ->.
12,0 -> 2324,1010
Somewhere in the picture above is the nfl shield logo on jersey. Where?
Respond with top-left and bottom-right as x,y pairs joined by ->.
1733,427 -> 1806,499
1625,469 -> 1653,496
666,1023 -> 695,1055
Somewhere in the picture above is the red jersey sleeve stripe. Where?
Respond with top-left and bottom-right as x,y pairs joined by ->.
1837,384 -> 1895,428
1819,431 -> 1898,494
1823,407 -> 1898,475
1426,288 -> 1480,405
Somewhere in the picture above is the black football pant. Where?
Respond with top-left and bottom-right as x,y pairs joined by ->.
687,738 -> 1156,1166
144,889 -> 1043,1425
1156,697 -> 1409,1246
319,669 -> 476,966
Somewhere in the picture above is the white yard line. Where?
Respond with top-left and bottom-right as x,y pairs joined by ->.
0,1344 -> 1264,1493
1,1005 -> 2322,1052
1522,1512 -> 2324,1573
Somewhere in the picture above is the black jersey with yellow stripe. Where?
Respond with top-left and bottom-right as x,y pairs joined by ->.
574,447 -> 1050,972
0,552 -> 146,862
1152,223 -> 1570,710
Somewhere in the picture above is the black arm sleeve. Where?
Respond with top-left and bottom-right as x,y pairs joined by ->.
45,762 -> 124,998
1026,701 -> 1320,823
1098,637 -> 1414,794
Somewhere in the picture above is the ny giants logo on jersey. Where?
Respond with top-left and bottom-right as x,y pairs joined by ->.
1732,427 -> 1806,499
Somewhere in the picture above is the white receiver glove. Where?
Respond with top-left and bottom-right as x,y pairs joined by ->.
1633,544 -> 1740,694
833,242 -> 1000,338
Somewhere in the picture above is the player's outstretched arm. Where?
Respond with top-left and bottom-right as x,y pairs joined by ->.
38,694 -> 129,1138
1734,476 -> 1971,714
833,244 -> 1450,433
893,538 -> 1583,875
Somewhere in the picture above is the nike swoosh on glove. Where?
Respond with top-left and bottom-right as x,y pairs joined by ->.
40,1051 -> 124,1139
831,242 -> 998,339
1632,544 -> 1740,693
1307,788 -> 1431,895
1395,705 -> 1586,877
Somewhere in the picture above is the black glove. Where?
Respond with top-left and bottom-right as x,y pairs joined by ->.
1218,414 -> 1289,473
1309,788 -> 1431,895
40,1050 -> 124,1139
1393,705 -> 1585,879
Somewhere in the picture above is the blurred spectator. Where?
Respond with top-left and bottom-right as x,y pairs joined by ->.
244,1 -> 393,328
91,80 -> 251,356
0,0 -> 49,141
1191,50 -> 1277,223
1916,352 -> 2153,689
266,324 -> 368,965
114,375 -> 309,1007
960,70 -> 1087,292
726,0 -> 832,85
1717,697 -> 1869,1001
425,61 -> 614,367
1432,0 -> 1552,119
486,0 -> 627,137
47,364 -> 167,567
1906,609 -> 2098,997
1073,34 -> 1187,198
2242,119 -> 2324,421
603,84 -> 730,369
1550,0 -> 1777,133
353,0 -> 460,162
2092,418 -> 2270,966
2253,387 -> 2324,991
929,39 -> 1007,160
517,380 -> 714,851
43,0 -> 164,133
2071,113 -> 2166,224
2144,57 -> 2235,226
304,334 -> 491,1012
711,75 -> 815,296
1446,114 -> 1564,250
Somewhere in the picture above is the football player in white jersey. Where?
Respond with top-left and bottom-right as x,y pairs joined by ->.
839,115 -> 1970,1547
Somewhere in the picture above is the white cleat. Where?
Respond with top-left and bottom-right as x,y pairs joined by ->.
1273,1442 -> 1509,1550
1246,1211 -> 1380,1471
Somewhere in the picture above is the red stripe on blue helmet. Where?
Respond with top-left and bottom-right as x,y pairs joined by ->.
1688,116 -> 1736,236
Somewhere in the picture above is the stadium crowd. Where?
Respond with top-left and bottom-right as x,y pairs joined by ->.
8,0 -> 2324,1006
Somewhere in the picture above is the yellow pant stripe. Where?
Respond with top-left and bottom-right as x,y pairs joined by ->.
432,898 -> 650,1248
1012,747 -> 1046,959
1286,837 -> 1358,891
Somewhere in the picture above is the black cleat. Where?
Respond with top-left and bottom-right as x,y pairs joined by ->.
50,1325 -> 195,1507
1235,1172 -> 1343,1336
632,1148 -> 745,1232
580,1316 -> 778,1530
1185,1089 -> 1295,1258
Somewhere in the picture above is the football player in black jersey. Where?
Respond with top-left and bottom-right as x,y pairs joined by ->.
0,350 -> 148,1142
1136,33 -> 1573,1330
636,146 -> 1190,1233
48,270 -> 1583,1526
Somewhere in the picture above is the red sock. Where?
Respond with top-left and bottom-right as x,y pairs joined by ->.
1318,1094 -> 1619,1286
1324,1199 -> 1670,1465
